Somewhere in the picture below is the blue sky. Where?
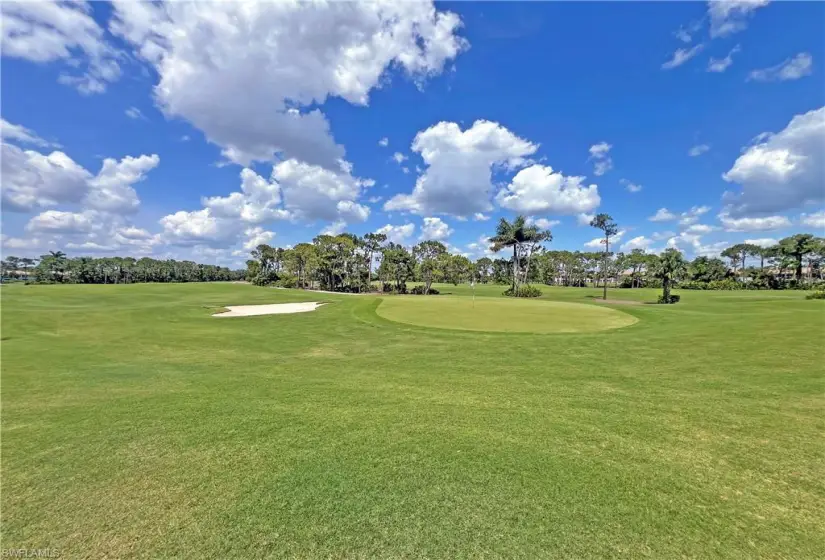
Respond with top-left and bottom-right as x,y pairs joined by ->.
2,0 -> 823,266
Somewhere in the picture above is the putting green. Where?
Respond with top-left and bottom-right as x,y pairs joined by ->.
376,296 -> 638,333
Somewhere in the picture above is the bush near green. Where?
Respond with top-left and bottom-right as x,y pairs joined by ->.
410,285 -> 439,295
805,290 -> 825,300
503,285 -> 542,297
275,275 -> 298,289
382,283 -> 407,294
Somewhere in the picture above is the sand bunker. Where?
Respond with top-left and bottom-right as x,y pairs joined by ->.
214,302 -> 323,317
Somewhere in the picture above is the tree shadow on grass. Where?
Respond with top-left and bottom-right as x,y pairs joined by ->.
584,295 -> 647,305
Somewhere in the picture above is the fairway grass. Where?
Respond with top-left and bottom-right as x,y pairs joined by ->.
2,283 -> 824,558
376,296 -> 638,333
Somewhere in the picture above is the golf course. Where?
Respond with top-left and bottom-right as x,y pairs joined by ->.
2,282 -> 823,558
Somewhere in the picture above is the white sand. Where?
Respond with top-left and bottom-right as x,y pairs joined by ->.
213,302 -> 324,317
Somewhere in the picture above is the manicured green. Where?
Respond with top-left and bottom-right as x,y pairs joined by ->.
376,296 -> 637,333
1,282 -> 824,558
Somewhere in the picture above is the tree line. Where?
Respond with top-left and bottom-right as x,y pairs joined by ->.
244,216 -> 824,296
0,251 -> 244,284
3,221 -> 821,295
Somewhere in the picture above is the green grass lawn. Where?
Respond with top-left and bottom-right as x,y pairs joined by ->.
376,296 -> 638,333
2,282 -> 823,558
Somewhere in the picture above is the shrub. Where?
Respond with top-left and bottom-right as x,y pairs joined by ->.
749,270 -> 781,290
782,279 -> 825,291
503,285 -> 542,298
251,271 -> 280,286
707,278 -> 743,291
806,291 -> 825,300
679,280 -> 708,290
619,277 -> 632,289
336,285 -> 363,293
410,285 -> 439,295
275,275 -> 297,289
657,294 -> 681,304
381,284 -> 407,294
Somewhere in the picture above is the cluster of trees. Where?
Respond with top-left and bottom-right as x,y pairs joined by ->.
245,234 -> 475,294
717,234 -> 825,286
242,214 -> 654,297
0,255 -> 38,280
1,251 -> 244,284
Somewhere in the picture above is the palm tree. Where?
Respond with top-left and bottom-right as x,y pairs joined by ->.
490,216 -> 527,291
654,248 -> 687,303
589,213 -> 619,300
490,216 -> 546,292
44,250 -> 67,282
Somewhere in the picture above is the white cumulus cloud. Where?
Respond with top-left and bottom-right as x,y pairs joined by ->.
718,213 -> 792,232
1,142 -> 158,214
679,205 -> 711,226
621,236 -> 654,252
689,144 -> 710,156
125,107 -> 144,120
799,210 -> 825,229
376,223 -> 415,244
708,0 -> 770,38
273,159 -> 371,224
110,1 -> 467,168
26,209 -> 95,234
722,106 -> 824,215
744,238 -> 778,248
748,52 -> 813,82
1,118 -> 57,148
684,223 -> 717,234
203,168 -> 291,224
577,212 -> 595,226
526,217 -> 560,229
620,178 -> 642,193
649,208 -> 677,222
384,120 -> 537,216
242,227 -> 275,251
1,0 -> 121,94
588,142 -> 613,176
419,217 -> 453,241
496,165 -> 600,215
707,45 -> 741,73
662,44 -> 705,70
584,230 -> 626,249
86,154 -> 159,214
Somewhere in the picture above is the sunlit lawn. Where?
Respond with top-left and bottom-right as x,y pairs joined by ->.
1,282 -> 823,558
